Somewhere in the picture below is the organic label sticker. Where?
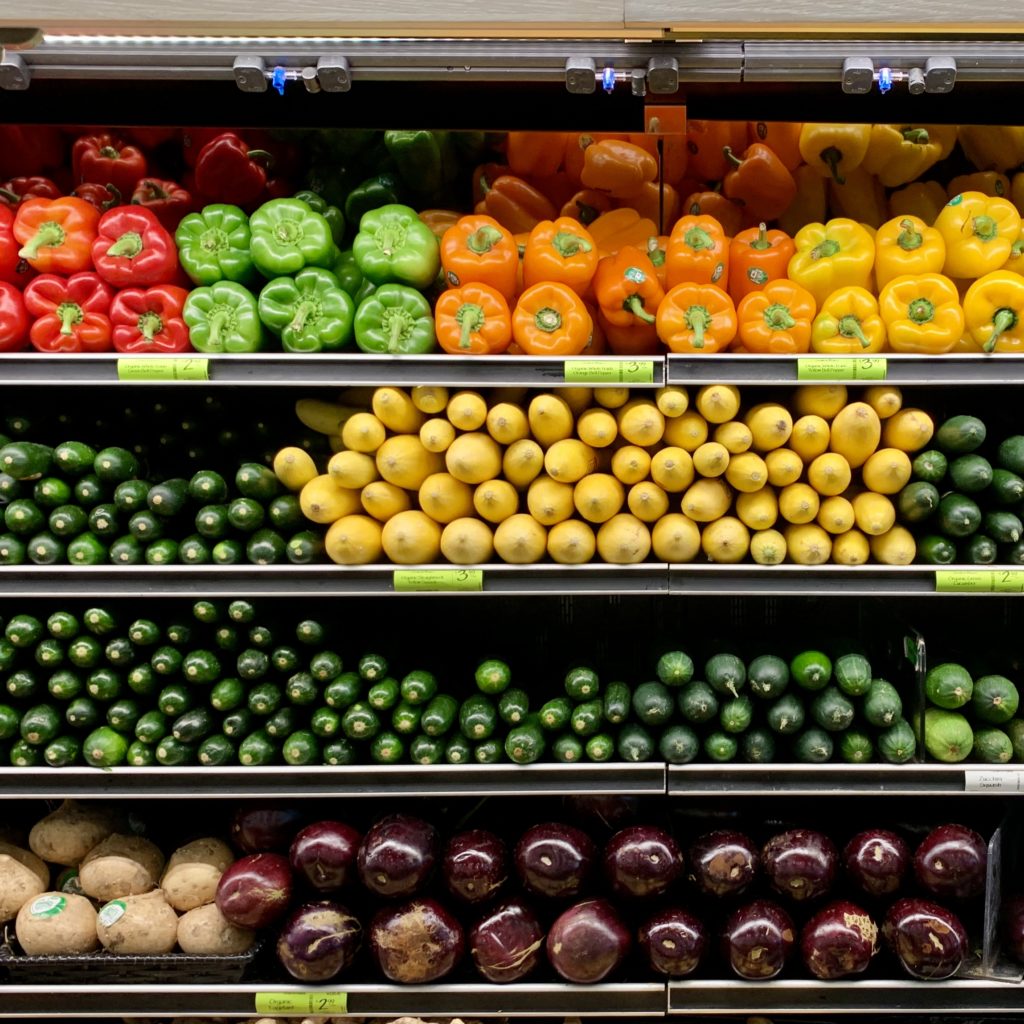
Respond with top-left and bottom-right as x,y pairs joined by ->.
255,992 -> 348,1014
30,894 -> 65,917
797,357 -> 887,381
624,266 -> 646,283
964,770 -> 1021,793
117,357 -> 210,381
393,569 -> 483,592
563,359 -> 656,384
98,900 -> 126,927
935,569 -> 1024,593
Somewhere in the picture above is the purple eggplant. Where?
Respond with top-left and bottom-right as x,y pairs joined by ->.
289,820 -> 362,894
913,824 -> 988,901
230,805 -> 304,854
369,897 -> 465,983
358,813 -> 438,898
276,900 -> 362,981
762,829 -> 837,902
689,830 -> 759,898
515,822 -> 595,900
883,897 -> 968,980
215,852 -> 293,929
639,907 -> 706,977
722,899 -> 796,980
469,898 -> 545,983
546,898 -> 631,983
800,900 -> 879,980
603,824 -> 684,899
1001,895 -> 1024,964
443,829 -> 508,904
843,829 -> 909,898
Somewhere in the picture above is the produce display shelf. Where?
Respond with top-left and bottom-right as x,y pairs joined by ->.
0,564 -> 671,597
666,354 -> 1024,386
667,979 -> 1024,1014
0,981 -> 670,1018
669,764 -> 1024,797
0,353 -> 667,388
0,762 -> 667,799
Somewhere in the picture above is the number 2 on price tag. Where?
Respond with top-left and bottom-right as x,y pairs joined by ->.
255,992 -> 348,1014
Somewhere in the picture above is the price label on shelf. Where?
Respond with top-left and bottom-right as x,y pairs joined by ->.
563,359 -> 656,384
964,770 -> 1022,793
117,357 -> 209,381
255,992 -> 348,1014
935,569 -> 1024,593
393,568 -> 483,592
796,357 -> 887,381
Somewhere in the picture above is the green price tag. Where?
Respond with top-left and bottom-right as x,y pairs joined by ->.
935,569 -> 1024,593
255,992 -> 348,1014
393,569 -> 484,592
117,357 -> 209,381
796,357 -> 887,381
563,359 -> 655,384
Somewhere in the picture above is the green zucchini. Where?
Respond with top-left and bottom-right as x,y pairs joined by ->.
20,704 -> 61,745
310,706 -> 341,738
188,469 -> 228,504
602,682 -> 631,725
247,681 -> 283,716
659,723 -> 700,764
93,447 -> 138,483
539,696 -> 573,731
618,722 -> 656,762
172,707 -> 214,743
552,733 -> 584,763
459,695 -> 497,740
399,668 -> 437,704
26,532 -> 64,564
322,737 -> 357,765
505,716 -> 545,764
282,730 -> 320,765
585,732 -> 615,762
34,477 -> 72,509
126,740 -> 156,766
421,694 -> 458,737
410,733 -> 444,765
564,665 -> 600,700
113,479 -> 149,512
134,710 -> 169,745
341,701 -> 380,740
155,735 -> 195,766
324,672 -> 362,710
444,733 -> 473,764
285,672 -> 319,707
198,734 -> 237,766
83,726 -> 129,767
498,688 -> 529,725
632,681 -> 674,726
370,730 -> 404,764
106,699 -> 142,733
43,735 -> 81,767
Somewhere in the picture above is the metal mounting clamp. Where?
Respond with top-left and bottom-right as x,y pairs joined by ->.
565,57 -> 596,94
0,52 -> 29,91
317,56 -> 351,92
646,56 -> 679,95
841,56 -> 874,94
232,55 -> 268,93
925,56 -> 957,93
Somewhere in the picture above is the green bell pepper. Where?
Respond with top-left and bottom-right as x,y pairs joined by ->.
174,204 -> 255,287
249,198 -> 335,279
353,204 -> 440,290
258,267 -> 355,353
293,190 -> 345,247
333,249 -> 375,303
384,130 -> 444,200
344,173 -> 402,229
354,284 -> 436,354
183,281 -> 264,353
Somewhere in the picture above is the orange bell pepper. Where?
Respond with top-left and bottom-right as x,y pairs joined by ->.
523,216 -> 599,295
419,209 -> 461,240
506,132 -> 567,180
434,283 -> 512,355
656,282 -> 737,353
440,215 -> 519,301
13,196 -> 99,275
685,120 -> 747,182
528,172 -> 577,211
593,245 -> 665,327
681,191 -> 743,237
722,143 -> 798,221
778,164 -> 827,238
472,162 -> 510,204
581,140 -> 658,199
598,312 -> 661,355
561,189 -> 614,226
737,279 -> 817,354
728,223 -> 796,302
620,180 -> 680,233
564,133 -> 628,184
479,175 -> 558,235
630,132 -> 689,185
589,208 -> 658,256
583,302 -> 608,354
513,231 -> 529,296
747,122 -> 804,171
511,281 -> 592,355
666,215 -> 730,290
647,235 -> 670,289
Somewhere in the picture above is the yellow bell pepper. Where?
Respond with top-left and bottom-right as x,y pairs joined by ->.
889,181 -> 947,225
963,270 -> 1024,352
778,164 -> 827,238
827,165 -> 888,229
953,332 -> 984,353
810,286 -> 886,353
935,191 -> 1021,280
1012,172 -> 1024,217
874,215 -> 946,289
958,126 -> 1024,173
861,125 -> 957,188
947,172 -> 1010,199
1003,223 -> 1024,275
798,124 -> 871,185
788,217 -> 875,307
878,273 -> 964,354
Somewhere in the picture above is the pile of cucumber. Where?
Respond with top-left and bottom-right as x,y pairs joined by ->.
900,415 -> 1024,565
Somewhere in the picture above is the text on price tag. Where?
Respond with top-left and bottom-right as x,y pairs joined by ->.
796,357 -> 887,381
117,357 -> 209,381
255,992 -> 348,1014
393,569 -> 483,592
964,770 -> 1021,793
935,569 -> 1024,593
563,359 -> 655,384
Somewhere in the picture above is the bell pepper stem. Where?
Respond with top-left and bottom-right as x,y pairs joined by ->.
552,231 -> 593,258
986,308 -> 1018,353
750,223 -> 771,251
18,221 -> 65,260
466,225 -> 503,255
137,311 -> 163,341
624,295 -> 656,325
388,314 -> 408,353
907,298 -> 935,325
897,219 -> 923,251
810,238 -> 841,261
902,128 -> 930,145
289,301 -> 317,334
0,187 -> 20,204
102,183 -> 122,210
576,202 -> 599,226
246,149 -> 274,169
819,146 -> 846,184
723,146 -> 743,168
207,311 -> 229,350
686,305 -> 711,350
456,302 -> 485,350
534,307 -> 562,333
105,230 -> 144,259
683,225 -> 714,252
973,215 -> 998,242
374,222 -> 408,258
838,314 -> 872,349
57,302 -> 83,337
763,302 -> 796,331
99,145 -> 121,159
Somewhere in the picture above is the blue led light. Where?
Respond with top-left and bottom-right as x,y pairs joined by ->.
272,65 -> 287,95
602,66 -> 615,93
878,67 -> 893,94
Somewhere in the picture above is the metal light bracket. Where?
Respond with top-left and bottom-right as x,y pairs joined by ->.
646,55 -> 679,94
232,55 -> 268,92
925,55 -> 957,92
316,55 -> 351,92
841,55 -> 875,94
565,56 -> 596,94
0,52 -> 29,90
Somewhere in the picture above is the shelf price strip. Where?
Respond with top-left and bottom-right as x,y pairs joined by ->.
935,569 -> 1024,593
393,568 -> 484,592
563,359 -> 656,384
964,770 -> 1022,793
796,357 -> 887,381
117,357 -> 210,381
255,992 -> 348,1014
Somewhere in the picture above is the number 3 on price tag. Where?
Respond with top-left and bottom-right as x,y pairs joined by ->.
563,359 -> 655,384
255,992 -> 348,1014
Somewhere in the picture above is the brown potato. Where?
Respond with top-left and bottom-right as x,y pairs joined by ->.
176,902 -> 255,956
15,891 -> 99,955
97,890 -> 178,955
0,840 -> 49,922
28,800 -> 125,867
79,834 -> 165,902
160,837 -> 233,912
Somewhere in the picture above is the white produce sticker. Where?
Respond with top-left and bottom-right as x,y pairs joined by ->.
30,895 -> 65,917
98,900 -> 127,927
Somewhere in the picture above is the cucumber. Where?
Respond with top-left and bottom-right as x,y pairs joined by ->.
281,730 -> 319,765
237,730 -> 276,766
564,666 -> 600,700
113,479 -> 149,512
399,669 -> 436,705
198,734 -> 237,766
94,447 -> 138,483
787,652 -> 832,693
505,717 -> 545,764
949,454 -> 993,493
166,622 -> 192,645
975,726 -> 1013,764
917,534 -> 957,565
247,529 -> 287,565
410,733 -> 445,765
188,469 -> 228,504
677,680 -> 719,724
210,677 -> 245,712
151,646 -> 183,676
127,740 -> 155,766
109,535 -> 144,565
265,706 -> 300,739
965,534 -> 998,564
181,536 -> 214,564
369,730 -> 404,764
128,510 -> 163,542
704,730 -> 738,762
26,532 -> 64,564
226,600 -> 255,624
310,651 -> 344,683
631,681 -> 674,726
49,504 -> 87,537
811,686 -> 855,732
237,648 -> 270,680
10,739 -> 40,766
570,699 -> 604,737
6,670 -> 38,699
296,619 -> 325,645
195,505 -> 230,539
35,638 -> 65,668
925,662 -> 973,709
182,650 -> 221,685
83,726 -> 128,767
793,727 -> 834,763
833,653 -> 873,697
747,655 -> 789,700
192,600 -> 220,624
324,672 -> 362,710
134,710 -> 169,745
248,681 -> 283,717
705,653 -> 746,698
222,709 -> 253,739
157,684 -> 192,718
20,704 -> 61,745
74,474 -> 106,505
86,668 -> 121,701
272,646 -> 301,674
840,730 -> 874,764
285,672 -> 319,707
53,441 -> 97,477
322,737 -> 357,765
659,723 -> 700,764
0,440 -> 53,479
460,695 -> 497,740
602,682 -> 631,725
585,732 -> 614,762
897,481 -> 940,523
420,694 -> 458,737
227,497 -> 264,532
106,698 -> 142,733
656,650 -> 695,687
65,698 -> 100,731
552,733 -> 584,763
104,638 -> 136,667
155,735 -> 195,765
720,695 -> 754,733
984,511 -> 1023,544
251,626 -> 277,649
43,735 -> 81,767
236,462 -> 281,502
45,611 -> 78,641
358,652 -> 388,681
618,722 -> 655,762
0,533 -> 25,564
268,494 -> 303,532
286,530 -> 324,564
35,477 -> 73,509
972,675 -> 1019,725
474,658 -> 512,695
444,733 -> 473,764
341,701 -> 379,740
124,662 -> 156,696
5,499 -> 45,535
991,469 -> 1024,504
539,696 -> 573,731
172,707 -> 214,743
937,493 -> 982,538
864,679 -> 903,728
214,626 -> 239,652
498,688 -> 529,725
391,701 -> 422,735
127,619 -> 161,646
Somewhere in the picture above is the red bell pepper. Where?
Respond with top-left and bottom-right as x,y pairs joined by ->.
72,182 -> 122,212
110,284 -> 191,353
131,178 -> 192,232
0,127 -> 65,178
72,133 -> 148,197
24,272 -> 113,353
194,133 -> 271,205
0,206 -> 35,288
0,177 -> 61,209
0,281 -> 29,351
183,127 -> 225,168
126,126 -> 179,150
91,206 -> 177,288
14,197 -> 99,275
